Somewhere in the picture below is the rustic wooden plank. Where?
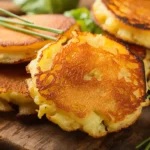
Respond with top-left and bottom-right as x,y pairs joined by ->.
0,107 -> 150,150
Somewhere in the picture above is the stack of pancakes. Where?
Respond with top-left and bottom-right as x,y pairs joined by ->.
0,14 -> 79,115
92,0 -> 150,90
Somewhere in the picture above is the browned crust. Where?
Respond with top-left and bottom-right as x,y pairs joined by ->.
0,14 -> 76,47
101,0 -> 150,30
0,63 -> 30,96
126,44 -> 146,60
103,32 -> 147,60
35,32 -> 146,122
101,33 -> 146,90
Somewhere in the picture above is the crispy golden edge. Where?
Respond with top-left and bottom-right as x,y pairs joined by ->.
101,0 -> 150,30
92,0 -> 150,48
0,99 -> 13,112
104,33 -> 147,60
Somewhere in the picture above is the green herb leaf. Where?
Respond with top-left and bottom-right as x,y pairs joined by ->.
145,142 -> 150,150
0,8 -> 33,24
147,95 -> 150,99
136,137 -> 150,149
64,8 -> 103,34
0,21 -> 57,40
0,17 -> 63,34
14,0 -> 79,14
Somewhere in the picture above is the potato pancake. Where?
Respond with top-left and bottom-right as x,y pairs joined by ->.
27,32 -> 148,137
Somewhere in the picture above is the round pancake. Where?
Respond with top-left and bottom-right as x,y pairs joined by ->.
0,14 -> 79,64
0,64 -> 37,115
92,0 -> 150,48
28,31 -> 148,137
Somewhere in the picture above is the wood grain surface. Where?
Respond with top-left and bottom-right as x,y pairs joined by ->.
0,107 -> 149,150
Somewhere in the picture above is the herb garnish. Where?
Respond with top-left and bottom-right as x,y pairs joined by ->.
136,137 -> 150,150
0,8 -> 64,40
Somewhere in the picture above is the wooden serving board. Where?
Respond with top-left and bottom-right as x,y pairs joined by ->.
0,107 -> 149,150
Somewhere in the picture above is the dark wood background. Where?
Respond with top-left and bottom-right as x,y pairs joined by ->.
0,107 -> 149,150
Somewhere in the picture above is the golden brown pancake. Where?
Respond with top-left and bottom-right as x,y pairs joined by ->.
27,31 -> 148,137
92,0 -> 150,48
0,1 -> 23,16
0,14 -> 79,64
0,64 -> 37,115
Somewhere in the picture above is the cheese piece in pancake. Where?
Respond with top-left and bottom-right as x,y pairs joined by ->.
27,32 -> 148,137
0,64 -> 37,115
92,0 -> 150,48
0,14 -> 79,64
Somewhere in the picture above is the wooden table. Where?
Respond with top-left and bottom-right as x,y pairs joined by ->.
0,107 -> 149,150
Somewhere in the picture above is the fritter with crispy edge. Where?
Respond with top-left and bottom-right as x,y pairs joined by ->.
0,14 -> 79,64
127,44 -> 150,90
27,32 -> 149,138
92,0 -> 150,48
143,50 -> 150,89
0,64 -> 37,115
